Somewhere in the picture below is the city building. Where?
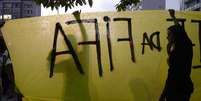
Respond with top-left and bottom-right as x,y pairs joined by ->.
180,0 -> 201,11
129,0 -> 165,10
142,0 -> 166,10
0,0 -> 41,21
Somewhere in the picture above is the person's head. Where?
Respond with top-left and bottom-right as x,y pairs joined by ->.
167,25 -> 187,43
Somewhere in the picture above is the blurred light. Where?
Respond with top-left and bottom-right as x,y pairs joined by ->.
0,14 -> 12,20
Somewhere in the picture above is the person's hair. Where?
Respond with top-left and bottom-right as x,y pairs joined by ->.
168,25 -> 192,46
0,36 -> 7,53
168,25 -> 187,38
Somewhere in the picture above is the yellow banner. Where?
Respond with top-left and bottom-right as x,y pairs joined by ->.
2,11 -> 201,101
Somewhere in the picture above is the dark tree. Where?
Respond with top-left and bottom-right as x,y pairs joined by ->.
116,0 -> 140,11
34,0 -> 93,11
33,0 -> 141,12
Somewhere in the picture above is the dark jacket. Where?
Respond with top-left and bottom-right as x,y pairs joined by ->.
166,25 -> 194,94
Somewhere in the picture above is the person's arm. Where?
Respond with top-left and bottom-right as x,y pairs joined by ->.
159,46 -> 177,101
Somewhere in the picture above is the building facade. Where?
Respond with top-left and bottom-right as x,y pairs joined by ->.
181,0 -> 201,11
123,0 -> 166,11
142,0 -> 166,10
0,0 -> 41,21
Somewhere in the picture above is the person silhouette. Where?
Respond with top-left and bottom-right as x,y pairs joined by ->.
0,22 -> 23,101
159,24 -> 194,101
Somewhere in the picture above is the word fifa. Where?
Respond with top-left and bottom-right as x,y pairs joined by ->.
49,16 -> 201,78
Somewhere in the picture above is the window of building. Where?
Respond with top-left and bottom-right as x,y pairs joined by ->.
3,9 -> 11,14
24,4 -> 32,8
13,10 -> 20,14
27,10 -> 32,14
3,3 -> 12,8
14,3 -> 21,8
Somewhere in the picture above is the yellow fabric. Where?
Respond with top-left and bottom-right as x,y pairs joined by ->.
1,11 -> 201,101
